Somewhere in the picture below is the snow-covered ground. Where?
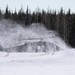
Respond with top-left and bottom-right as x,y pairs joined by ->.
0,50 -> 75,75
0,19 -> 75,75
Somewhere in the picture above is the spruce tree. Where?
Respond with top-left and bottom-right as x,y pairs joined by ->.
4,5 -> 9,18
25,6 -> 29,25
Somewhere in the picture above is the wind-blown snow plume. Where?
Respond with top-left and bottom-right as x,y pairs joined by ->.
0,19 -> 69,52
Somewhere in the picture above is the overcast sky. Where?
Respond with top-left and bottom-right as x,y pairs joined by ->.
0,0 -> 75,12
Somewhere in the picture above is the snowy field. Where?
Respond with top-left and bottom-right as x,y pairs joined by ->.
0,50 -> 75,75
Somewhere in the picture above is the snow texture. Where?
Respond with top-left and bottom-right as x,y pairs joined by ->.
0,19 -> 75,75
0,19 -> 68,52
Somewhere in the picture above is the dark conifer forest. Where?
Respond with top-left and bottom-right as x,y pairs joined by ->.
0,6 -> 75,47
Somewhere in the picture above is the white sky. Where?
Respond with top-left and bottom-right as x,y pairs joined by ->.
0,0 -> 75,12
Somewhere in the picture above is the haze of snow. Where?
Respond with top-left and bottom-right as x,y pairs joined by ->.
0,19 -> 68,50
0,19 -> 75,75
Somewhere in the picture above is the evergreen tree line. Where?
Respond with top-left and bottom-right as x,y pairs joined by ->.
0,6 -> 75,47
